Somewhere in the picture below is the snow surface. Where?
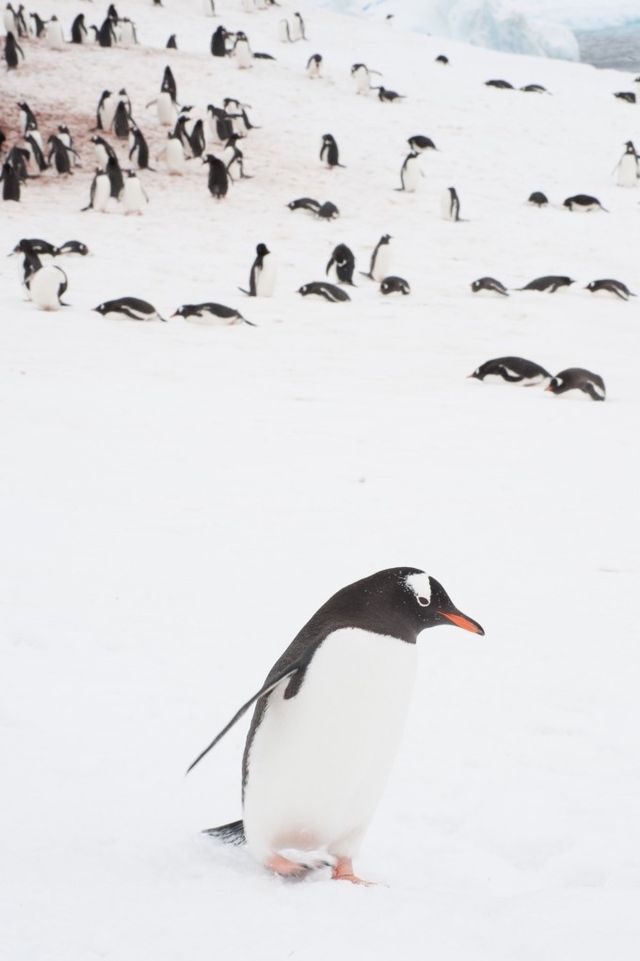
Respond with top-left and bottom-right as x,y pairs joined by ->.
2,2 -> 640,960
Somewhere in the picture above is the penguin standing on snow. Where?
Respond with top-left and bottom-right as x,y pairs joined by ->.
112,100 -> 131,140
96,91 -> 116,132
128,126 -> 153,170
4,31 -> 24,69
71,13 -> 88,43
351,63 -> 378,95
27,264 -> 69,310
240,244 -> 276,297
45,14 -> 64,48
291,12 -> 306,40
326,244 -> 356,285
469,357 -> 550,385
106,155 -> 124,198
82,169 -> 111,212
122,170 -> 148,214
398,151 -> 420,192
614,141 -> 638,187
211,25 -> 229,57
362,234 -> 392,281
204,154 -> 229,199
307,54 -> 322,78
441,186 -> 461,221
320,134 -> 344,168
47,136 -> 73,175
1,162 -> 21,201
187,568 -> 483,882
18,102 -> 37,137
233,32 -> 253,69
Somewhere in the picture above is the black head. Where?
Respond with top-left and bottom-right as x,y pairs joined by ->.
322,133 -> 334,143
94,303 -> 107,314
172,306 -> 186,317
380,233 -> 391,244
298,285 -> 308,295
256,243 -> 269,256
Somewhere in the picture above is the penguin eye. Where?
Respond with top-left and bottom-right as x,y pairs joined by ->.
417,595 -> 430,607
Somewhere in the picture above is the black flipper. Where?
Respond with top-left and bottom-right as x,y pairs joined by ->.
203,820 -> 246,845
186,664 -> 300,774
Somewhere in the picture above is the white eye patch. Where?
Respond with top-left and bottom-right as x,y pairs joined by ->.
405,572 -> 431,606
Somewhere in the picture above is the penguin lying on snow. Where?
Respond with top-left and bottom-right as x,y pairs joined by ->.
585,279 -> 636,300
375,86 -> 405,102
470,277 -> 508,296
298,282 -> 350,302
380,276 -> 410,295
521,83 -> 548,93
94,297 -> 167,322
188,568 -> 484,882
56,240 -> 89,256
172,303 -> 255,325
326,244 -> 355,285
563,194 -> 608,212
517,275 -> 574,293
11,238 -> 57,257
546,369 -> 605,401
485,79 -> 513,89
469,357 -> 550,385
527,191 -> 549,207
287,197 -> 339,219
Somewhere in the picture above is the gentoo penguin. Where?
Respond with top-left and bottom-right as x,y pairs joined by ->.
287,197 -> 338,219
129,126 -> 153,170
517,275 -> 575,293
441,187 -> 461,221
351,63 -> 377,95
188,120 -> 206,159
240,244 -> 276,297
91,135 -> 117,170
11,238 -> 57,257
0,162 -> 21,201
27,265 -> 69,310
363,234 -> 392,282
161,134 -> 186,175
315,201 -> 339,220
4,31 -> 24,68
376,86 -> 404,102
106,155 -> 124,198
298,282 -> 350,302
161,65 -> 178,104
71,13 -> 87,43
57,126 -> 79,166
469,357 -> 550,385
47,136 -> 73,175
211,25 -> 229,57
204,155 -> 229,199
3,2 -> 17,33
29,11 -> 46,36
155,91 -> 177,126
172,303 -> 255,326
112,100 -> 130,140
166,34 -> 177,49
614,141 -> 638,188
470,277 -> 508,296
122,170 -> 148,214
380,276 -> 410,295
44,14 -> 64,48
233,32 -> 252,69
435,54 -> 449,64
291,12 -> 306,41
408,135 -> 437,153
585,279 -> 636,301
398,152 -> 420,192
55,240 -> 89,256
96,91 -> 116,132
306,54 -> 322,78
188,568 -> 484,881
485,79 -> 514,89
81,170 -> 111,212
24,134 -> 48,173
278,19 -> 292,43
320,134 -> 344,168
614,91 -> 635,104
528,191 -> 549,207
521,83 -> 548,93
563,194 -> 608,212
92,17 -> 118,47
18,101 -> 37,137
546,369 -> 605,402
6,147 -> 29,183
326,244 -> 355,285
94,297 -> 167,322
118,17 -> 137,45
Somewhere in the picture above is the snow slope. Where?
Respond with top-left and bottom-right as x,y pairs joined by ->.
1,2 -> 640,960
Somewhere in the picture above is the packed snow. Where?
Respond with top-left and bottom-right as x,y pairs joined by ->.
2,1 -> 640,959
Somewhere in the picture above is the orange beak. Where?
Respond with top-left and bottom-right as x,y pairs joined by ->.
439,611 -> 485,635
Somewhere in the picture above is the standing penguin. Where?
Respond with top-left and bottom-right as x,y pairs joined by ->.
44,14 -> 64,48
71,13 -> 87,43
30,11 -> 46,36
204,154 -> 229,199
27,264 -> 69,310
233,32 -> 253,69
351,63 -> 378,95
306,53 -> 322,78
240,244 -> 276,297
363,234 -> 392,281
291,12 -> 306,40
3,2 -> 17,33
188,568 -> 483,881
161,133 -> 186,174
0,162 -> 21,201
398,151 -> 420,192
18,101 -> 37,136
96,91 -> 116,132
166,34 -> 177,49
4,31 -> 24,69
91,135 -> 117,170
278,19 -> 292,43
441,186 -> 461,221
128,126 -> 153,170
112,100 -> 131,140
47,136 -> 73,175
119,18 -> 137,45
614,141 -> 638,187
122,170 -> 148,214
24,134 -> 48,173
82,169 -> 111,212
326,244 -> 356,285
106,155 -> 124,198
320,134 -> 344,168
211,25 -> 229,57
148,90 -> 177,126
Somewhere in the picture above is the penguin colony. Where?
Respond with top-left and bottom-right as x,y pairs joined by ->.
0,0 -> 633,884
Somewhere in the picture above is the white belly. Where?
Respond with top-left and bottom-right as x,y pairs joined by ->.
617,154 -> 638,187
354,70 -> 369,95
157,92 -> 176,126
94,177 -> 110,211
235,42 -> 252,69
119,22 -> 135,45
256,256 -> 276,296
371,245 -> 392,281
123,179 -> 146,213
46,22 -> 64,48
402,158 -> 420,192
243,627 -> 417,863
166,139 -> 185,174
30,267 -> 65,310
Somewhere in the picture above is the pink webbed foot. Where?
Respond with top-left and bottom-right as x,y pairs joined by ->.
265,854 -> 310,879
331,857 -> 374,886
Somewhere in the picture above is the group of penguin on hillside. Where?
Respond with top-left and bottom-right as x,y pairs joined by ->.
3,3 -> 638,402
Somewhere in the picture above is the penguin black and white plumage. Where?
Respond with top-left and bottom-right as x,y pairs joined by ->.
55,240 -> 89,256
82,169 -> 111,212
4,31 -> 24,68
94,297 -> 167,322
376,86 -> 404,102
521,83 -> 548,93
161,65 -> 178,104
92,17 -> 117,47
291,12 -> 306,41
380,276 -> 410,295
563,194 -> 608,212
363,234 -> 392,281
435,54 -> 449,64
351,63 -> 376,95
614,91 -> 635,104
188,120 -> 206,159
30,12 -> 46,37
172,303 -> 254,326
469,357 -> 551,385
320,134 -> 344,168
6,147 -> 29,183
1,161 -> 21,201
166,34 -> 177,49
615,141 -> 638,188
278,19 -> 292,43
211,25 -> 229,57
546,369 -> 606,402
298,282 -> 350,302
112,101 -> 131,140
11,238 -> 57,257
407,135 -> 437,153
91,135 -> 117,170
44,14 -> 64,49
96,91 -> 116,132
204,155 -> 229,199
128,126 -> 153,170
441,186 -> 461,221
122,170 -> 148,215
18,101 -> 37,137
57,126 -> 78,166
47,136 -> 73,175
398,152 -> 420,192
24,134 -> 48,173
470,277 -> 509,296
189,568 -> 484,881
287,197 -> 337,219
106,155 -> 124,199
485,79 -> 514,89
233,32 -> 252,69
528,191 -> 549,207
306,54 -> 322,78
71,13 -> 87,43
517,275 -> 575,293
118,17 -> 137,46
27,265 -> 69,310
161,134 -> 186,175
240,244 -> 276,297
3,2 -> 17,33
326,244 -> 355,285
585,279 -> 636,301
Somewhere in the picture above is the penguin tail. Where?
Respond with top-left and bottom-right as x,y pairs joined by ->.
203,820 -> 246,845
80,204 -> 92,212
359,271 -> 373,279
242,317 -> 257,326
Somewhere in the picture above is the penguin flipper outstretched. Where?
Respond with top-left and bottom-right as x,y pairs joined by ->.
186,663 -> 302,774
203,820 -> 246,845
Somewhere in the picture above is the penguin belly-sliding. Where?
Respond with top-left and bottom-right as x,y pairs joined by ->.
617,153 -> 638,187
243,628 -> 417,864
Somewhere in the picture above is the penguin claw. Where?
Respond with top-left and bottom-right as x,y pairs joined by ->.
331,858 -> 374,886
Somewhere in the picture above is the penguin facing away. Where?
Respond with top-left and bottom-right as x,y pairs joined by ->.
204,154 -> 229,199
326,244 -> 356,285
4,31 -> 24,69
188,568 -> 484,882
469,357 -> 551,385
1,162 -> 21,201
546,369 -> 605,402
240,244 -> 276,297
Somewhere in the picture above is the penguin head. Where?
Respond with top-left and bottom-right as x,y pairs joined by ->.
298,285 -> 309,295
256,243 -> 269,256
172,306 -> 186,317
94,303 -> 107,315
322,134 -> 335,144
380,234 -> 391,244
585,282 -> 597,292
